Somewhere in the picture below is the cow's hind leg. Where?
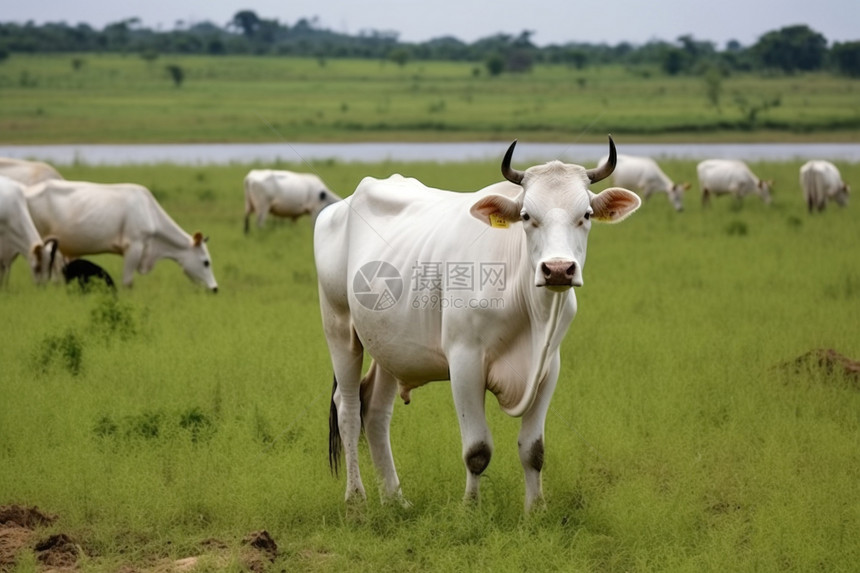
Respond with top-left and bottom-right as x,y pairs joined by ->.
518,355 -> 559,512
323,302 -> 367,503
361,361 -> 407,504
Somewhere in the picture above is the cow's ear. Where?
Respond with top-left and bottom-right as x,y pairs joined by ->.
591,187 -> 641,223
683,182 -> 691,191
192,231 -> 204,246
470,194 -> 522,226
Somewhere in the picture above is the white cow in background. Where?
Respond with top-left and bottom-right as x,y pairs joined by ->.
316,137 -> 641,511
0,175 -> 57,286
0,158 -> 64,186
800,160 -> 849,212
598,154 -> 689,211
244,169 -> 341,233
25,180 -> 218,291
697,159 -> 773,206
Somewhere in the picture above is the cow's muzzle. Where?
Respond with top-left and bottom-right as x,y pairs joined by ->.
538,259 -> 582,289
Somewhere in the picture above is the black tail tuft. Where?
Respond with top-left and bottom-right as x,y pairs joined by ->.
328,375 -> 341,477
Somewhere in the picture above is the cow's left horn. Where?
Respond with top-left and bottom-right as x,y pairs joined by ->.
501,140 -> 525,185
586,135 -> 617,183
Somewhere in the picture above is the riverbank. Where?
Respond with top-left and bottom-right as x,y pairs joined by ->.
3,141 -> 860,166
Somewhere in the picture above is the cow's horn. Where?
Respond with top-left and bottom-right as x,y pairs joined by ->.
586,135 -> 617,183
501,140 -> 525,185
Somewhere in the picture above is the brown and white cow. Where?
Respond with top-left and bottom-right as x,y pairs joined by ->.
315,137 -> 640,511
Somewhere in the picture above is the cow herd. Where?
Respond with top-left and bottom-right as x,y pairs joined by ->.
599,154 -> 849,212
0,144 -> 852,511
0,158 -> 217,290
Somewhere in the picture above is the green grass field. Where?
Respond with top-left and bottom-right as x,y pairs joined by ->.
2,54 -> 860,143
1,158 -> 859,572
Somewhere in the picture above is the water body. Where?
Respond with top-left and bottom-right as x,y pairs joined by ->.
1,142 -> 859,166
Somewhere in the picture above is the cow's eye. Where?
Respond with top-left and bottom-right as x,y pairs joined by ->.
584,211 -> 591,220
521,212 -> 530,222
203,260 -> 210,268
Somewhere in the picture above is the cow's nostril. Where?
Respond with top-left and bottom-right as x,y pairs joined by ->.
541,262 -> 552,278
566,263 -> 576,277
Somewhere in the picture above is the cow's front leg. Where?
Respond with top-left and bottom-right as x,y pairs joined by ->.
449,351 -> 492,504
518,354 -> 559,512
122,243 -> 144,287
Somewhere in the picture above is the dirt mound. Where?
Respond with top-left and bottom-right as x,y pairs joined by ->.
778,348 -> 860,389
0,505 -> 76,572
0,526 -> 34,570
35,533 -> 81,569
0,505 -> 57,529
0,504 -> 278,572
241,530 -> 278,572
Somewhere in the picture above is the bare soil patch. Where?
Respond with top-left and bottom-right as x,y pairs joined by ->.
778,348 -> 860,390
0,504 -> 279,572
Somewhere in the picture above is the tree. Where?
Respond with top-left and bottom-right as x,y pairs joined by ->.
165,64 -> 184,87
830,41 -> 860,77
752,25 -> 827,73
486,53 -> 505,76
662,48 -> 687,75
231,10 -> 261,38
702,65 -> 724,109
389,47 -> 410,67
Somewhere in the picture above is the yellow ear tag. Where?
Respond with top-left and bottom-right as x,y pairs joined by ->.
489,213 -> 509,229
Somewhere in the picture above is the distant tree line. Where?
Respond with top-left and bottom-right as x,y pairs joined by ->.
1,11 -> 859,77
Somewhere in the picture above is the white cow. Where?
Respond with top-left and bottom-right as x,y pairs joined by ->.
800,160 -> 849,213
0,158 -> 64,186
315,137 -> 641,511
697,159 -> 773,206
243,169 -> 341,233
0,175 -> 57,286
25,180 -> 218,291
598,154 -> 689,211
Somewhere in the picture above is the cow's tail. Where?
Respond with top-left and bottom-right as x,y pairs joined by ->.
328,375 -> 341,476
328,364 -> 375,477
243,177 -> 253,234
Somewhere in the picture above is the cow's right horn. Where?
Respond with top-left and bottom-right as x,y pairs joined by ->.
586,135 -> 617,183
501,140 -> 525,185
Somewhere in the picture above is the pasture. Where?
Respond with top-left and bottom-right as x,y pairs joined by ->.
2,54 -> 860,144
1,157 -> 859,572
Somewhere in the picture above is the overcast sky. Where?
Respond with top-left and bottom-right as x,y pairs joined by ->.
4,0 -> 858,48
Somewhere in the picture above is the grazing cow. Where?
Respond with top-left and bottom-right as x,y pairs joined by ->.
25,180 -> 218,291
243,169 -> 341,233
598,154 -> 689,211
697,159 -> 773,206
0,175 -> 57,286
800,160 -> 849,213
0,158 -> 64,186
62,258 -> 117,292
316,137 -> 641,511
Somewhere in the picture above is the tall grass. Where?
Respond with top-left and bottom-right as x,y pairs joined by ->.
1,159 -> 858,571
